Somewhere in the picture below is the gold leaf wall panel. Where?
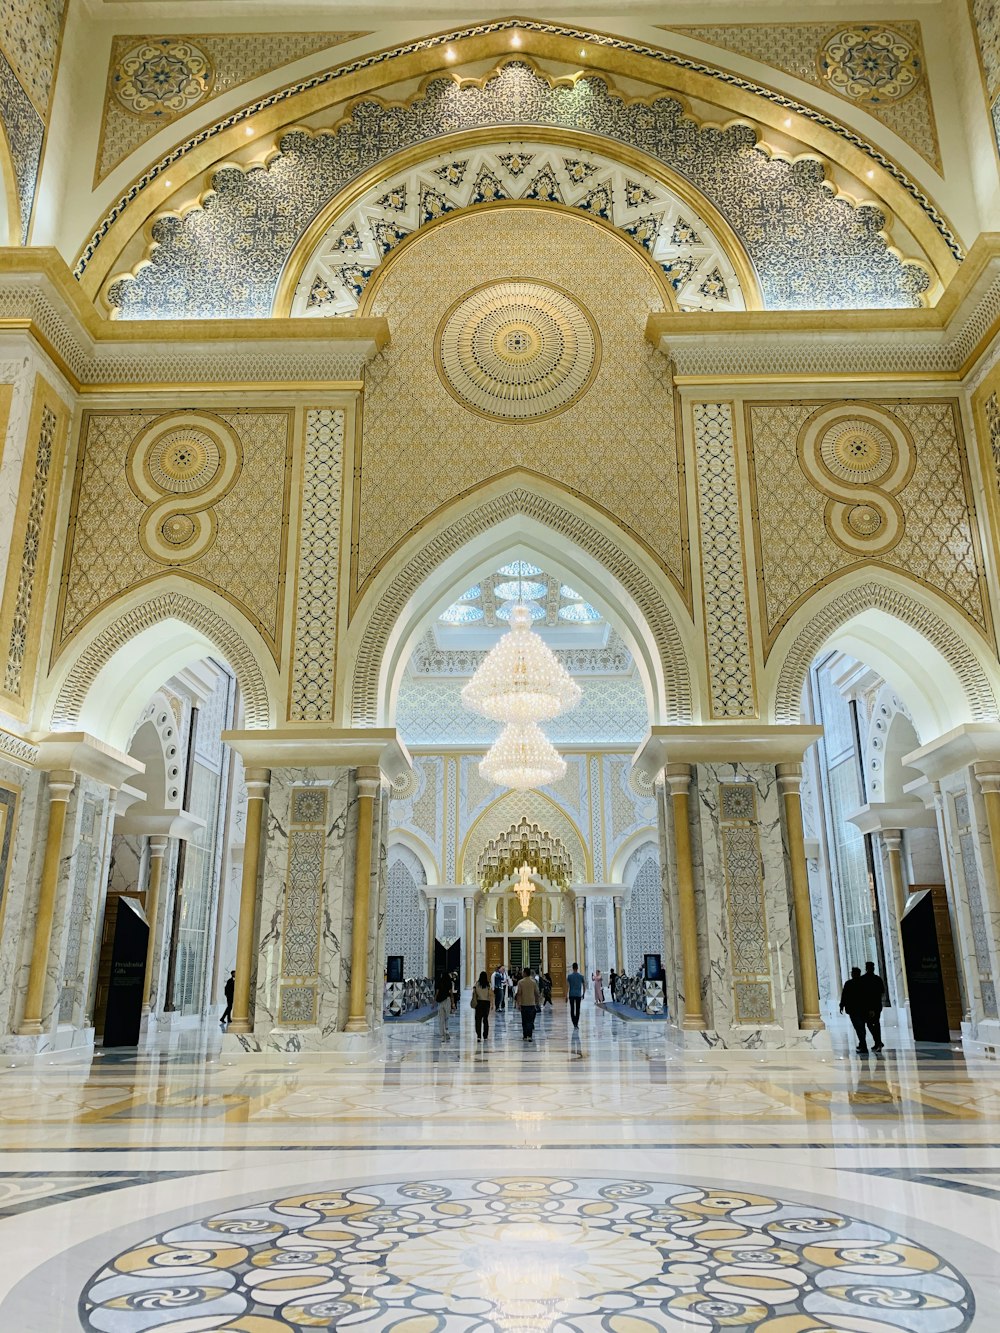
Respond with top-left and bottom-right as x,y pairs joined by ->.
57,408 -> 293,660
355,207 -> 687,604
745,399 -> 991,653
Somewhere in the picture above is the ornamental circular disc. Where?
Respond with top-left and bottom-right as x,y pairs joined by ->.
159,512 -> 198,547
146,428 -> 222,494
113,39 -> 214,120
819,26 -> 921,104
820,418 -> 894,484
435,279 -> 601,422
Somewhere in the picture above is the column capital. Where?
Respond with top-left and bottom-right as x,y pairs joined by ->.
46,770 -> 75,803
464,894 -> 475,909
148,834 -> 169,858
776,761 -> 804,791
244,767 -> 270,798
356,765 -> 382,799
974,761 -> 1000,794
664,762 -> 692,795
882,828 -> 904,851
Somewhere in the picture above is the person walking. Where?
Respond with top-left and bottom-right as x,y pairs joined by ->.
492,965 -> 506,1012
450,971 -> 459,1013
608,968 -> 618,1002
592,969 -> 605,1005
220,970 -> 235,1027
860,960 -> 886,1052
567,962 -> 586,1029
515,967 -> 542,1042
435,972 -> 452,1041
541,973 -> 553,1006
840,966 -> 869,1053
473,971 -> 493,1041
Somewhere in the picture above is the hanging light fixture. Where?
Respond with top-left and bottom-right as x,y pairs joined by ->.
513,863 -> 536,917
461,604 -> 581,723
479,721 -> 566,790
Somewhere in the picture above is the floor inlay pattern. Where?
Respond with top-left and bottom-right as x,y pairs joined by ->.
80,1174 -> 974,1332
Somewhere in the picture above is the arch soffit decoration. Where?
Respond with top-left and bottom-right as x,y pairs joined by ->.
611,829 -> 660,886
93,47 -> 946,317
126,692 -> 184,810
388,831 -> 439,887
278,129 -> 759,317
49,588 -> 275,737
345,481 -> 695,729
458,788 -> 591,886
771,579 -> 999,730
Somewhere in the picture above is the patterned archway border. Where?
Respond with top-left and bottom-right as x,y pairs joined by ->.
51,592 -> 273,731
772,581 -> 998,724
349,486 -> 694,727
75,19 -> 959,298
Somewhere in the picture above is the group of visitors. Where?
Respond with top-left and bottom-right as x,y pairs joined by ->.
489,965 -> 553,1012
437,963 -> 575,1045
839,960 -> 888,1053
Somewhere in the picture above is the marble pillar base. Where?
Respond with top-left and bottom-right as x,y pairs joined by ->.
0,1023 -> 95,1057
221,1026 -> 376,1058
961,1018 -> 1000,1057
670,1023 -> 832,1051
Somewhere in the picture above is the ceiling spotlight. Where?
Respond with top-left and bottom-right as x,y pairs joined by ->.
867,169 -> 875,178
784,117 -> 792,128
245,125 -> 254,136
163,179 -> 172,188
511,31 -> 521,48
445,47 -> 456,62
580,49 -> 587,58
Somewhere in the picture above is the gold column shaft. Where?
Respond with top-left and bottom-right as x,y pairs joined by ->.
882,830 -> 907,923
777,763 -> 823,1030
426,896 -> 437,976
229,768 -> 270,1035
346,768 -> 381,1033
141,836 -> 169,1014
465,896 -> 475,987
666,764 -> 704,1030
18,772 -> 75,1035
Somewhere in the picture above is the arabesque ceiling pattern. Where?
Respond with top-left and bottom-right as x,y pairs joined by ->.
105,60 -> 931,319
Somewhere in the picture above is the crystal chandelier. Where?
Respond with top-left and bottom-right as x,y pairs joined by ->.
477,819 -> 572,891
479,721 -> 566,790
513,864 -> 536,916
461,604 -> 581,723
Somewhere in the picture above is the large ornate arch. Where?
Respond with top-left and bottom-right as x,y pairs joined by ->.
95,50 -> 944,319
49,590 -> 275,736
344,480 -> 696,729
770,579 -> 998,730
76,20 -> 961,302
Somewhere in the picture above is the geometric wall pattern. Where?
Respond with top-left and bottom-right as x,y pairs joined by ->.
692,402 -> 756,718
0,0 -> 65,239
664,22 -> 942,172
622,841 -> 663,975
289,409 -> 344,720
277,786 -> 328,1028
291,142 -> 747,317
970,0 -> 1000,159
746,399 -> 990,650
719,782 -> 775,1025
95,33 -> 364,183
356,208 -> 686,595
385,846 -> 427,979
58,409 -> 293,659
104,60 -> 932,318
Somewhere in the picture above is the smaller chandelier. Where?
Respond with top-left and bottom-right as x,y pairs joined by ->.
514,864 -> 536,916
478,818 -> 572,891
480,722 -> 566,791
461,604 -> 582,723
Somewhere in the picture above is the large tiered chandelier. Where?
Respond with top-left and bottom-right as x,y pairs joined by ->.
463,589 -> 582,790
461,605 -> 581,722
477,819 -> 572,891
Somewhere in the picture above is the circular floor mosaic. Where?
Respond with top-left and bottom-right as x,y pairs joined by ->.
81,1175 -> 974,1331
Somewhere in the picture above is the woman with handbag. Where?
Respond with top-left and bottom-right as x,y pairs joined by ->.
472,970 -> 493,1040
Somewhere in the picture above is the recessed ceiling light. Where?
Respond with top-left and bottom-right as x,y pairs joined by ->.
163,179 -> 172,188
245,125 -> 253,136
445,48 -> 456,61
511,32 -> 521,48
580,49 -> 587,58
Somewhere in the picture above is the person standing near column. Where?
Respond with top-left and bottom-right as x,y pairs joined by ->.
220,971 -> 235,1027
435,973 -> 452,1042
515,968 -> 541,1042
492,964 -> 506,1013
840,967 -> 869,1054
567,963 -> 586,1029
861,960 -> 886,1053
473,971 -> 492,1041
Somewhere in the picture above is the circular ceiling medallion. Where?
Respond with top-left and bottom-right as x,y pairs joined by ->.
819,418 -> 894,485
146,428 -> 222,494
435,279 -> 601,422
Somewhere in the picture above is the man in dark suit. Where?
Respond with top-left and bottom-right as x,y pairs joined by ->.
860,960 -> 886,1052
840,967 -> 868,1053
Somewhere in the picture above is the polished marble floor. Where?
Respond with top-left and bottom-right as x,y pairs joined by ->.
1,999 -> 999,1329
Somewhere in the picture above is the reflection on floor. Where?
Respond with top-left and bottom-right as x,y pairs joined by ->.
0,999 -> 998,1329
